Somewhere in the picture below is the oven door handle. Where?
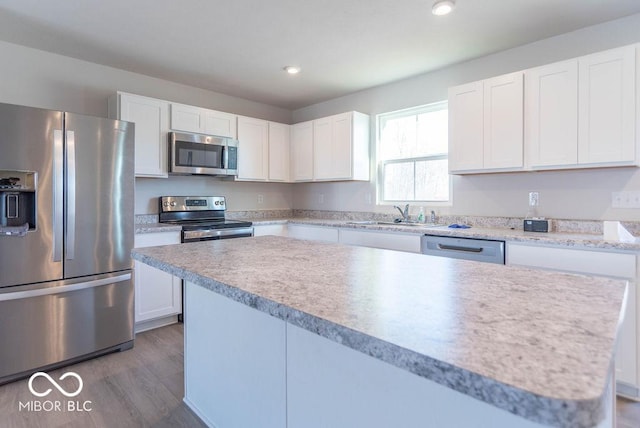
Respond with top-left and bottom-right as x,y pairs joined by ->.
182,227 -> 254,241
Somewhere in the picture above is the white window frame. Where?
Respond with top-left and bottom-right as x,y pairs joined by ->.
376,101 -> 452,206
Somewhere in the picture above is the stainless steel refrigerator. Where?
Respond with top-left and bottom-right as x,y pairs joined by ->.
0,102 -> 135,384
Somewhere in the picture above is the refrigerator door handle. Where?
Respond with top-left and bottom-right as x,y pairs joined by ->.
66,130 -> 76,260
53,129 -> 64,262
0,273 -> 131,302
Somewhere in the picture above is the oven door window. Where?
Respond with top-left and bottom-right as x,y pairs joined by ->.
175,141 -> 223,169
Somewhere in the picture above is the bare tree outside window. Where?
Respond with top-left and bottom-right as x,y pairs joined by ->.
378,101 -> 450,203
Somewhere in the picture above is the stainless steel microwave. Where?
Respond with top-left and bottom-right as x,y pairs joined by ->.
169,131 -> 238,176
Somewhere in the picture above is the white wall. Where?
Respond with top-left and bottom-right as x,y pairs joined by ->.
135,177 -> 292,214
0,40 -> 294,214
291,13 -> 640,221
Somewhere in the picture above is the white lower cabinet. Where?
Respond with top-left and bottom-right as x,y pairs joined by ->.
134,232 -> 182,332
286,224 -> 421,253
507,242 -> 639,397
253,224 -> 288,237
287,224 -> 339,243
339,229 -> 421,253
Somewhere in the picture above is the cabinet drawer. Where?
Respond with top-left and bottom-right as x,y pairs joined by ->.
507,243 -> 636,279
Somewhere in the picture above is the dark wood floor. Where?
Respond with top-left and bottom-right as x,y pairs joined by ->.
2,323 -> 640,427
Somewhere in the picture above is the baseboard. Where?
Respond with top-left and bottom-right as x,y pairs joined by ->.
134,315 -> 180,334
617,381 -> 640,401
183,396 -> 216,428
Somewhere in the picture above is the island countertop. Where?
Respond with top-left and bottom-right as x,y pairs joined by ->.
131,235 -> 627,428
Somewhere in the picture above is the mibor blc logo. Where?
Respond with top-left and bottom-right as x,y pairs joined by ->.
19,371 -> 92,412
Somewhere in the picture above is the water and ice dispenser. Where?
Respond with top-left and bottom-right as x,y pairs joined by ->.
0,171 -> 36,236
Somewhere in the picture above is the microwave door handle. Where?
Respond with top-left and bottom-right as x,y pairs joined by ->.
223,145 -> 228,170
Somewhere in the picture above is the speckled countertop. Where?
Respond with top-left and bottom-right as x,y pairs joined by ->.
134,213 -> 640,251
132,236 -> 627,428
279,218 -> 640,251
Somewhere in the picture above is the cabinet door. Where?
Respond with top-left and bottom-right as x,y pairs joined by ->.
313,117 -> 333,180
448,82 -> 484,172
134,261 -> 181,323
483,72 -> 523,169
119,93 -> 169,177
525,60 -> 578,168
237,116 -> 269,180
133,232 -> 182,327
203,110 -> 237,138
332,113 -> 353,179
170,103 -> 204,133
268,122 -> 290,181
291,121 -> 314,181
578,46 -> 636,165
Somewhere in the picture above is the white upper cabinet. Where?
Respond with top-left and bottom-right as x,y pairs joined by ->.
449,73 -> 523,173
237,116 -> 269,181
268,122 -> 290,182
448,81 -> 484,171
291,121 -> 314,182
312,112 -> 370,181
483,73 -> 524,169
170,102 -> 237,138
525,60 -> 579,168
525,45 -> 637,169
578,45 -> 636,166
109,92 -> 170,178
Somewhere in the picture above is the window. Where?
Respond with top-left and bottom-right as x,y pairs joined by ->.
377,101 -> 449,203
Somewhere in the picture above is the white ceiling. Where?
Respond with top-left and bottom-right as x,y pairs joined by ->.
1,0 -> 639,110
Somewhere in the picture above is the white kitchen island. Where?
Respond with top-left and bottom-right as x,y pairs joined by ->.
131,236 -> 627,428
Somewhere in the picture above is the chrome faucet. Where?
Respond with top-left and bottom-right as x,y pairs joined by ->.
393,204 -> 410,222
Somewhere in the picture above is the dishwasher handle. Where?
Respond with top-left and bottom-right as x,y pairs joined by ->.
437,243 -> 483,253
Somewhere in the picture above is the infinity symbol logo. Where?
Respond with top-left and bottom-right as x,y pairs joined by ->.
28,372 -> 83,398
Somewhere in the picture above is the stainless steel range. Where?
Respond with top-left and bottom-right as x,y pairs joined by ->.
159,196 -> 253,243
159,196 -> 252,323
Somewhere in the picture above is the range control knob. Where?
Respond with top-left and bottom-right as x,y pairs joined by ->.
170,201 -> 177,207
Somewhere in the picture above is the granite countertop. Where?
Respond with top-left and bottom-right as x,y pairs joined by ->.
135,223 -> 182,234
134,214 -> 640,251
249,217 -> 640,251
131,236 -> 627,428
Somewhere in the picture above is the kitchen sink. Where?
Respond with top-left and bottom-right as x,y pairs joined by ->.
347,221 -> 447,228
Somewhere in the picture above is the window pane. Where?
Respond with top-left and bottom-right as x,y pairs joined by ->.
415,159 -> 449,201
379,116 -> 417,161
417,109 -> 448,156
383,162 -> 414,201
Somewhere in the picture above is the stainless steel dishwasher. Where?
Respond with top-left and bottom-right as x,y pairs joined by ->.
421,235 -> 505,264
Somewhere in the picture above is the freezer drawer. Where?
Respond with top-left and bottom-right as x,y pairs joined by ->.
0,272 -> 134,383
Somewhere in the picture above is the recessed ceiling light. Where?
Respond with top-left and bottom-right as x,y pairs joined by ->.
283,66 -> 301,75
432,0 -> 455,16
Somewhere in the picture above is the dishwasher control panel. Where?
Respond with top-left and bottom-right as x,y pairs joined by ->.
421,235 -> 505,264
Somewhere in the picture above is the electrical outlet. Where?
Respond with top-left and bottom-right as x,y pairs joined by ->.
257,194 -> 264,204
365,193 -> 372,205
612,192 -> 624,208
611,191 -> 640,208
318,194 -> 324,204
529,191 -> 539,207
